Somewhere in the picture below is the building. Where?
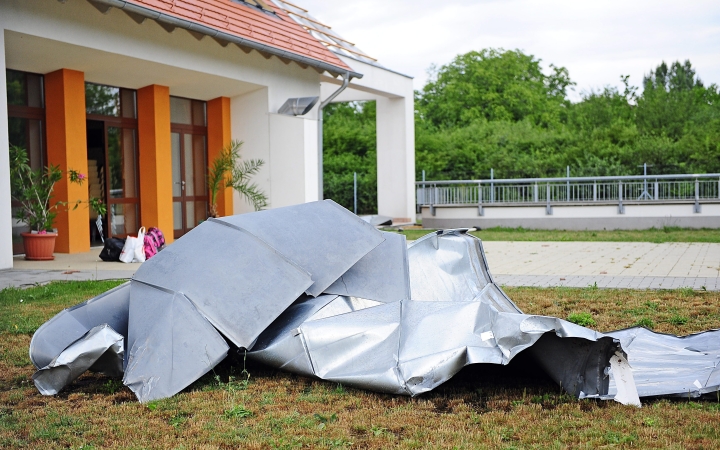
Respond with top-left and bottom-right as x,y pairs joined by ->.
0,0 -> 415,269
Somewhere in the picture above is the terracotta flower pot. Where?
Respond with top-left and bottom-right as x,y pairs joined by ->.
21,232 -> 57,261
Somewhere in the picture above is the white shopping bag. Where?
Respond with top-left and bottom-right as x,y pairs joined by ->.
119,227 -> 146,263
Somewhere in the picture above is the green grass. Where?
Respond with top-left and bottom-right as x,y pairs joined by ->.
387,226 -> 720,243
2,282 -> 720,448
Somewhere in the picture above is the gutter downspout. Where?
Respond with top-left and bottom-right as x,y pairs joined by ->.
317,72 -> 350,200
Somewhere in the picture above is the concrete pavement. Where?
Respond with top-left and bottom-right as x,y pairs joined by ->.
1,241 -> 718,291
482,241 -> 720,290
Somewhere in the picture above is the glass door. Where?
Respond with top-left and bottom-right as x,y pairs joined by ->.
171,130 -> 208,239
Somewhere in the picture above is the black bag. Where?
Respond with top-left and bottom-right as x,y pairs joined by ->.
99,237 -> 126,262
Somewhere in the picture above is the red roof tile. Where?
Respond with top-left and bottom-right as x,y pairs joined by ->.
125,0 -> 352,72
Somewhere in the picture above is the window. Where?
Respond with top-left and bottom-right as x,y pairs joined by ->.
7,69 -> 46,254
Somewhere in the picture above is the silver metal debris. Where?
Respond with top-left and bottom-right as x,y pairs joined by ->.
27,200 -> 720,406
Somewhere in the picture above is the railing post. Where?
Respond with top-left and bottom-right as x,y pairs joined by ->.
654,180 -> 659,200
593,180 -> 597,202
566,166 -> 570,202
478,182 -> 484,216
430,184 -> 437,216
618,180 -> 624,214
534,182 -> 538,202
694,179 -> 701,213
546,183 -> 552,215
490,168 -> 495,203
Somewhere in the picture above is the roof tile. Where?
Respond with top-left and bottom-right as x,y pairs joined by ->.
126,0 -> 351,72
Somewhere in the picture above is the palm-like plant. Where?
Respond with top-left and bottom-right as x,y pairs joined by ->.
207,140 -> 267,217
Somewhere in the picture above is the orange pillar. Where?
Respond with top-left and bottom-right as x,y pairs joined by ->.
207,97 -> 233,217
137,85 -> 174,243
45,69 -> 90,253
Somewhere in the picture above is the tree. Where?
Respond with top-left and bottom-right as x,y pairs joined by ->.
416,49 -> 574,129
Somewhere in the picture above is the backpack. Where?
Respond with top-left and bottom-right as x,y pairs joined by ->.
143,227 -> 166,260
147,227 -> 166,248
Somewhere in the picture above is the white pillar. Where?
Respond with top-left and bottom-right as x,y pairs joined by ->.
376,95 -> 415,222
268,113 -> 318,208
0,30 -> 14,269
231,88 -> 271,214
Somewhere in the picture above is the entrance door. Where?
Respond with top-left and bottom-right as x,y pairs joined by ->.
86,120 -> 139,244
171,130 -> 208,238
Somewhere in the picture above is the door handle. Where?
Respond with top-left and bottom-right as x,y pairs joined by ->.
174,181 -> 186,191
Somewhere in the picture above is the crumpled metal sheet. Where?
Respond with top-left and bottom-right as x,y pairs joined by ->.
30,281 -> 130,370
249,229 -> 630,401
123,282 -> 230,402
27,203 -> 720,405
606,327 -> 720,398
33,324 -> 124,395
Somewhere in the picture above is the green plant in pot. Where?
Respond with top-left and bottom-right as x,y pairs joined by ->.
9,145 -> 106,260
208,140 -> 267,217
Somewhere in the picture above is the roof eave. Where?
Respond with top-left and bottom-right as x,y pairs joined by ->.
81,0 -> 364,79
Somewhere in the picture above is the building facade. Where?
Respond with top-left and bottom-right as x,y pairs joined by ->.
0,0 -> 415,269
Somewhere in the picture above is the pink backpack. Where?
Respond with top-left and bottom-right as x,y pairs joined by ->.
143,227 -> 166,260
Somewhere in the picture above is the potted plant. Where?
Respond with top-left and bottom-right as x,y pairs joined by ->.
9,145 -> 106,260
207,139 -> 267,217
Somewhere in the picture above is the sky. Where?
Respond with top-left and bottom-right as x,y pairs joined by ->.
295,0 -> 720,102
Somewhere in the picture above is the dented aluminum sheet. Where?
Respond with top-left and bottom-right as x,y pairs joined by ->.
218,200 -> 384,297
250,230 -> 632,401
606,327 -> 720,399
33,324 -> 124,396
27,203 -> 720,406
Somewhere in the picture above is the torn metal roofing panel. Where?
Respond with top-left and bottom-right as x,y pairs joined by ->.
26,203 -> 720,407
607,327 -> 720,398
33,324 -> 124,396
218,200 -> 385,297
29,281 -> 130,370
123,282 -> 229,403
133,219 -> 313,348
324,231 -> 410,303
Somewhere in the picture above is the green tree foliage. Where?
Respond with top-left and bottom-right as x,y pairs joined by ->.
417,49 -> 574,129
322,101 -> 377,213
322,50 -> 720,212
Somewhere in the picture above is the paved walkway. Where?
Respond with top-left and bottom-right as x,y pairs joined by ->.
1,241 -> 719,290
1,250 -> 138,289
483,241 -> 720,290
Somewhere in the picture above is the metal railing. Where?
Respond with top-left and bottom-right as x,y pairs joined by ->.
416,174 -> 720,214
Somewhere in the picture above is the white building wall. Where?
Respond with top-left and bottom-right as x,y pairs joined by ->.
268,114 -> 318,208
0,29 -> 12,269
231,88 -> 271,214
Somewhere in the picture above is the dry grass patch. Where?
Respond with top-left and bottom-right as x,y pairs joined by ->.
2,282 -> 720,448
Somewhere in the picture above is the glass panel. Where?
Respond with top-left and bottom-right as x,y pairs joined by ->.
122,129 -> 138,198
171,133 -> 182,197
185,201 -> 195,230
173,202 -> 182,230
184,134 -> 194,196
6,70 -> 26,106
86,83 -> 120,116
8,117 -> 44,170
110,203 -> 138,236
107,127 -> 122,198
121,89 -> 137,119
170,97 -> 192,124
193,135 -> 207,196
27,74 -> 43,108
192,100 -> 206,126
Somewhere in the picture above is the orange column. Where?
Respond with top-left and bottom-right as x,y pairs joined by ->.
207,97 -> 233,217
45,69 -> 90,253
137,85 -> 174,243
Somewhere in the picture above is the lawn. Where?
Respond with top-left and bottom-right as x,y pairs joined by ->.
390,226 -> 720,243
2,281 -> 720,449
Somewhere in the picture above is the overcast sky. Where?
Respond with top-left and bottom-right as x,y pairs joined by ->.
296,0 -> 720,102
